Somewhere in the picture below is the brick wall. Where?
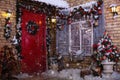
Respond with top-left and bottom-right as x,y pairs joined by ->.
0,0 -> 16,48
104,0 -> 120,49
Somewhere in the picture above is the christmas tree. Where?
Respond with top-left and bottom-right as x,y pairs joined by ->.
93,31 -> 120,63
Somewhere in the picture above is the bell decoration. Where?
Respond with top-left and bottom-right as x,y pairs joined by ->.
93,14 -> 99,20
98,7 -> 102,15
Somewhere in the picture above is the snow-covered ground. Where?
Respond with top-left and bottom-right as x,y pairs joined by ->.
14,69 -> 120,80
42,69 -> 120,80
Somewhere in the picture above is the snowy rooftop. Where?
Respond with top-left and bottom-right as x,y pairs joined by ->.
33,0 -> 69,8
69,1 -> 96,11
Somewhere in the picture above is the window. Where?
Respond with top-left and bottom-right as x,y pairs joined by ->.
69,21 -> 93,56
56,21 -> 93,56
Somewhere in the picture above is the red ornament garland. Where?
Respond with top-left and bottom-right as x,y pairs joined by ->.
58,0 -> 103,24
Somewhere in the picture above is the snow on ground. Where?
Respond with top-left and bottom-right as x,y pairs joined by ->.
42,69 -> 83,80
13,73 -> 33,79
42,69 -> 120,80
32,0 -> 69,8
13,69 -> 120,80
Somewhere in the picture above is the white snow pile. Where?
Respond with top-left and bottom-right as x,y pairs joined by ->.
13,73 -> 33,79
84,72 -> 120,80
84,75 -> 105,80
32,0 -> 69,8
58,69 -> 83,80
12,69 -> 120,80
42,69 -> 120,80
111,72 -> 120,79
42,69 -> 83,80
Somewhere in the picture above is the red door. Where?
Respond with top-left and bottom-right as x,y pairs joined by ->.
21,9 -> 46,73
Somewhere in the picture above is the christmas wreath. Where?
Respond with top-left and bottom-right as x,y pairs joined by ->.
26,21 -> 39,35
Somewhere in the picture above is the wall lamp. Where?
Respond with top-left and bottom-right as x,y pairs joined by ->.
5,10 -> 12,20
110,4 -> 118,18
51,17 -> 56,23
2,10 -> 12,20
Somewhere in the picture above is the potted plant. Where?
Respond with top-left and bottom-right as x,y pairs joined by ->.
92,31 -> 120,78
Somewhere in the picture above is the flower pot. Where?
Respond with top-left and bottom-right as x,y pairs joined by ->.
101,59 -> 115,78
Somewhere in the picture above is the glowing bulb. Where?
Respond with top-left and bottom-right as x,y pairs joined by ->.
6,10 -> 12,18
66,63 -> 69,67
51,18 -> 56,23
